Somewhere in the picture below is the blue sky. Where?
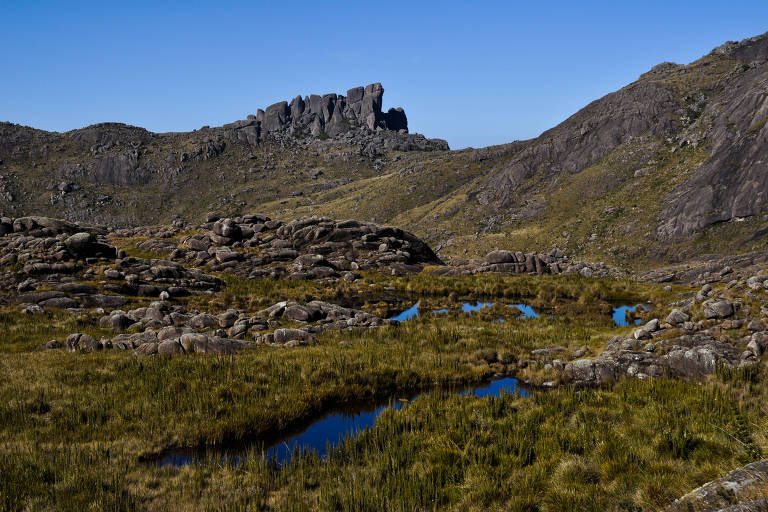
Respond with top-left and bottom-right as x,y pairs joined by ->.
1,1 -> 767,149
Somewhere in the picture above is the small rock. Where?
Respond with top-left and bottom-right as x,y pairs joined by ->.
665,309 -> 690,326
21,304 -> 44,315
747,275 -> 768,290
572,346 -> 588,359
747,339 -> 762,357
103,269 -> 123,280
633,319 -> 660,340
157,339 -> 185,355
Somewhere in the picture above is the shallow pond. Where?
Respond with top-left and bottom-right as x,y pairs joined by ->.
389,302 -> 420,321
390,302 -> 539,321
157,377 -> 527,468
394,300 -> 651,327
612,304 -> 650,327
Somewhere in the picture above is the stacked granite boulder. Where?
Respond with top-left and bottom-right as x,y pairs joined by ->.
219,83 -> 448,152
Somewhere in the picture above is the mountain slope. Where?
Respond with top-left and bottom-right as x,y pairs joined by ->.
0,84 -> 449,227
2,33 -> 768,268
289,31 -> 768,267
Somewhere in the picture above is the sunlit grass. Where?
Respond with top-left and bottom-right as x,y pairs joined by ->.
0,267 -> 759,511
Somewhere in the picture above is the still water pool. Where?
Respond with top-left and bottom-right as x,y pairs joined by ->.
158,378 -> 527,468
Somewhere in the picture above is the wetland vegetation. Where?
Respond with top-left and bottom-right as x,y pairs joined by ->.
1,269 -> 765,511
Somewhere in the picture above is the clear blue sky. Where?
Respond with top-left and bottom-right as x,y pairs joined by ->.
2,1 -> 767,149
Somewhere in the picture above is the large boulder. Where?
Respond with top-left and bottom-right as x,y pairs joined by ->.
747,275 -> 768,290
135,342 -> 158,355
64,232 -> 95,251
99,313 -> 134,331
262,101 -> 289,132
665,309 -> 690,325
65,333 -> 98,352
39,297 -> 79,309
289,95 -> 305,122
157,326 -> 193,341
273,328 -> 316,345
564,332 -> 738,386
345,86 -> 365,117
12,216 -> 76,235
179,333 -> 209,353
283,304 -> 322,322
360,83 -> 384,129
212,219 -> 242,240
702,299 -> 734,319
80,294 -> 129,309
633,319 -> 660,340
383,107 -> 408,131
11,216 -> 77,235
157,339 -> 185,355
663,460 -> 768,512
485,250 -> 515,264
64,232 -> 117,259
189,313 -> 218,329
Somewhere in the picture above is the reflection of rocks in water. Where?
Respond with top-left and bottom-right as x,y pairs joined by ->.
612,304 -> 646,327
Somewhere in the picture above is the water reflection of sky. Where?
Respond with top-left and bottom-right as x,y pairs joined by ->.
391,302 -> 539,321
159,378 -> 527,469
612,304 -> 647,327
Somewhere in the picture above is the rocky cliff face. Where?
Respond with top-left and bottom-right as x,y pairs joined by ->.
479,32 -> 768,236
657,35 -> 768,237
481,79 -> 679,209
376,31 -> 768,266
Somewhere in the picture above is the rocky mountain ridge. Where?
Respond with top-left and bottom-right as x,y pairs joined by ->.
217,82 -> 450,153
0,82 -> 448,227
3,33 -> 768,268
383,30 -> 768,265
221,31 -> 768,267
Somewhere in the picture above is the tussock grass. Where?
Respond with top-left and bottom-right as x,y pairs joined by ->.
144,376 -> 765,511
380,272 -> 649,303
0,271 -> 759,510
0,309 -> 113,352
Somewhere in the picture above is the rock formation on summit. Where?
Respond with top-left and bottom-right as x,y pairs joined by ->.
0,82 -> 449,228
222,82 -> 413,142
